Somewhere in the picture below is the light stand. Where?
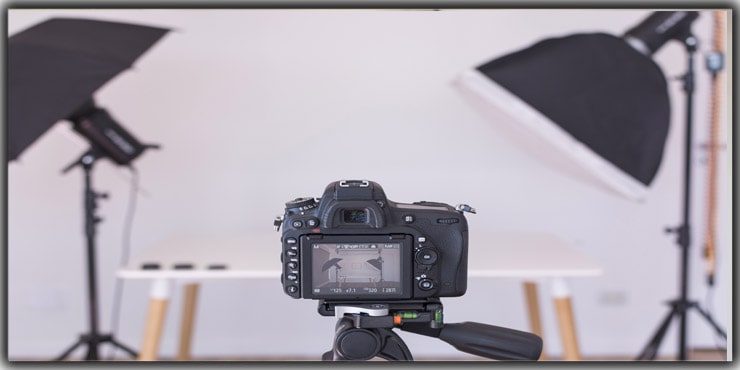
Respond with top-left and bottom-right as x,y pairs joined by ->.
456,10 -> 728,360
55,149 -> 138,360
54,102 -> 157,360
9,17 -> 168,360
636,32 -> 727,361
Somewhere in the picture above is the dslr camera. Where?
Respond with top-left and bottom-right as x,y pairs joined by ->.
276,180 -> 475,301
275,181 -> 543,361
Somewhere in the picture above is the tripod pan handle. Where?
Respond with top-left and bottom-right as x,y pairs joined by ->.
438,322 -> 543,360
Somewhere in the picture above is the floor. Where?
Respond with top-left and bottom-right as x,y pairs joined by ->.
12,348 -> 728,362
147,348 -> 731,361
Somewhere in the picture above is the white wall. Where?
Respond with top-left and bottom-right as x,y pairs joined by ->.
7,9 -> 731,360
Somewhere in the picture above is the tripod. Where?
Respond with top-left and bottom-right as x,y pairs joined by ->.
636,33 -> 727,361
56,149 -> 138,361
319,299 -> 543,361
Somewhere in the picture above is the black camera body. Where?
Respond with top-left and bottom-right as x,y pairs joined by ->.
279,180 -> 471,301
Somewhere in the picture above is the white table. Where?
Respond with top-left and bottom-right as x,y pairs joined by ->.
117,235 -> 279,360
118,231 -> 602,361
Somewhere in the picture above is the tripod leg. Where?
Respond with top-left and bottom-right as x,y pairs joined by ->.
108,337 -> 139,358
693,304 -> 727,339
637,307 -> 677,360
54,338 -> 85,361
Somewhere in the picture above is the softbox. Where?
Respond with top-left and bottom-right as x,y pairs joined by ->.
456,32 -> 671,201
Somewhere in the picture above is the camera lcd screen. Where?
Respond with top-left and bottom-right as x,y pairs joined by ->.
311,242 -> 403,297
342,209 -> 367,224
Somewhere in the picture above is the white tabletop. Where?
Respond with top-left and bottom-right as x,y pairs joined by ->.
468,231 -> 603,278
117,231 -> 602,280
118,234 -> 280,279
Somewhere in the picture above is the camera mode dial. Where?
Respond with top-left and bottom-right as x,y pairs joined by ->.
286,197 -> 318,212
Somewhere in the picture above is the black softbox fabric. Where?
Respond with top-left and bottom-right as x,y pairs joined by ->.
477,33 -> 670,186
8,18 -> 169,161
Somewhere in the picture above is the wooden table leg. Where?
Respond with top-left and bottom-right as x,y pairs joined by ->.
138,279 -> 171,361
523,281 -> 547,360
176,282 -> 199,361
551,277 -> 581,361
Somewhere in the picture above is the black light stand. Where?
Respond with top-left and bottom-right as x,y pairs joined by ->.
55,149 -> 138,361
8,17 -> 168,360
53,103 -> 158,360
636,32 -> 727,361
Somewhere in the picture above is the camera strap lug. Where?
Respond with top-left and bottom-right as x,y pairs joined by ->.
455,204 -> 477,214
273,216 -> 284,232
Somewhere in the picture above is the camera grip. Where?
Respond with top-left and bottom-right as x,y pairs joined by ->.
437,322 -> 543,361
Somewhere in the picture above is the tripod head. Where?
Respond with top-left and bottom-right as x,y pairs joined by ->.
319,299 -> 543,361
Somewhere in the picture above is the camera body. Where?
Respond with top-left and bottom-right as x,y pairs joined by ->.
279,180 -> 470,301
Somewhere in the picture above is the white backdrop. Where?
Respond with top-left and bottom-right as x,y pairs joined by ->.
7,9 -> 731,360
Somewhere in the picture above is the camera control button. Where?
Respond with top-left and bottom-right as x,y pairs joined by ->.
286,250 -> 298,258
418,236 -> 427,243
287,273 -> 298,281
286,237 -> 297,245
287,261 -> 298,269
306,218 -> 319,227
418,279 -> 435,290
291,220 -> 304,228
415,248 -> 438,265
403,215 -> 414,223
287,285 -> 298,294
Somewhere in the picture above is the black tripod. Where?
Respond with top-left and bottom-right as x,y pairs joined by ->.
319,299 -> 543,361
636,33 -> 727,361
56,149 -> 138,361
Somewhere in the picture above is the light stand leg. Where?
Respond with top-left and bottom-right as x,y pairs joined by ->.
637,303 -> 680,360
108,337 -> 139,358
693,303 -> 728,338
54,338 -> 85,361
